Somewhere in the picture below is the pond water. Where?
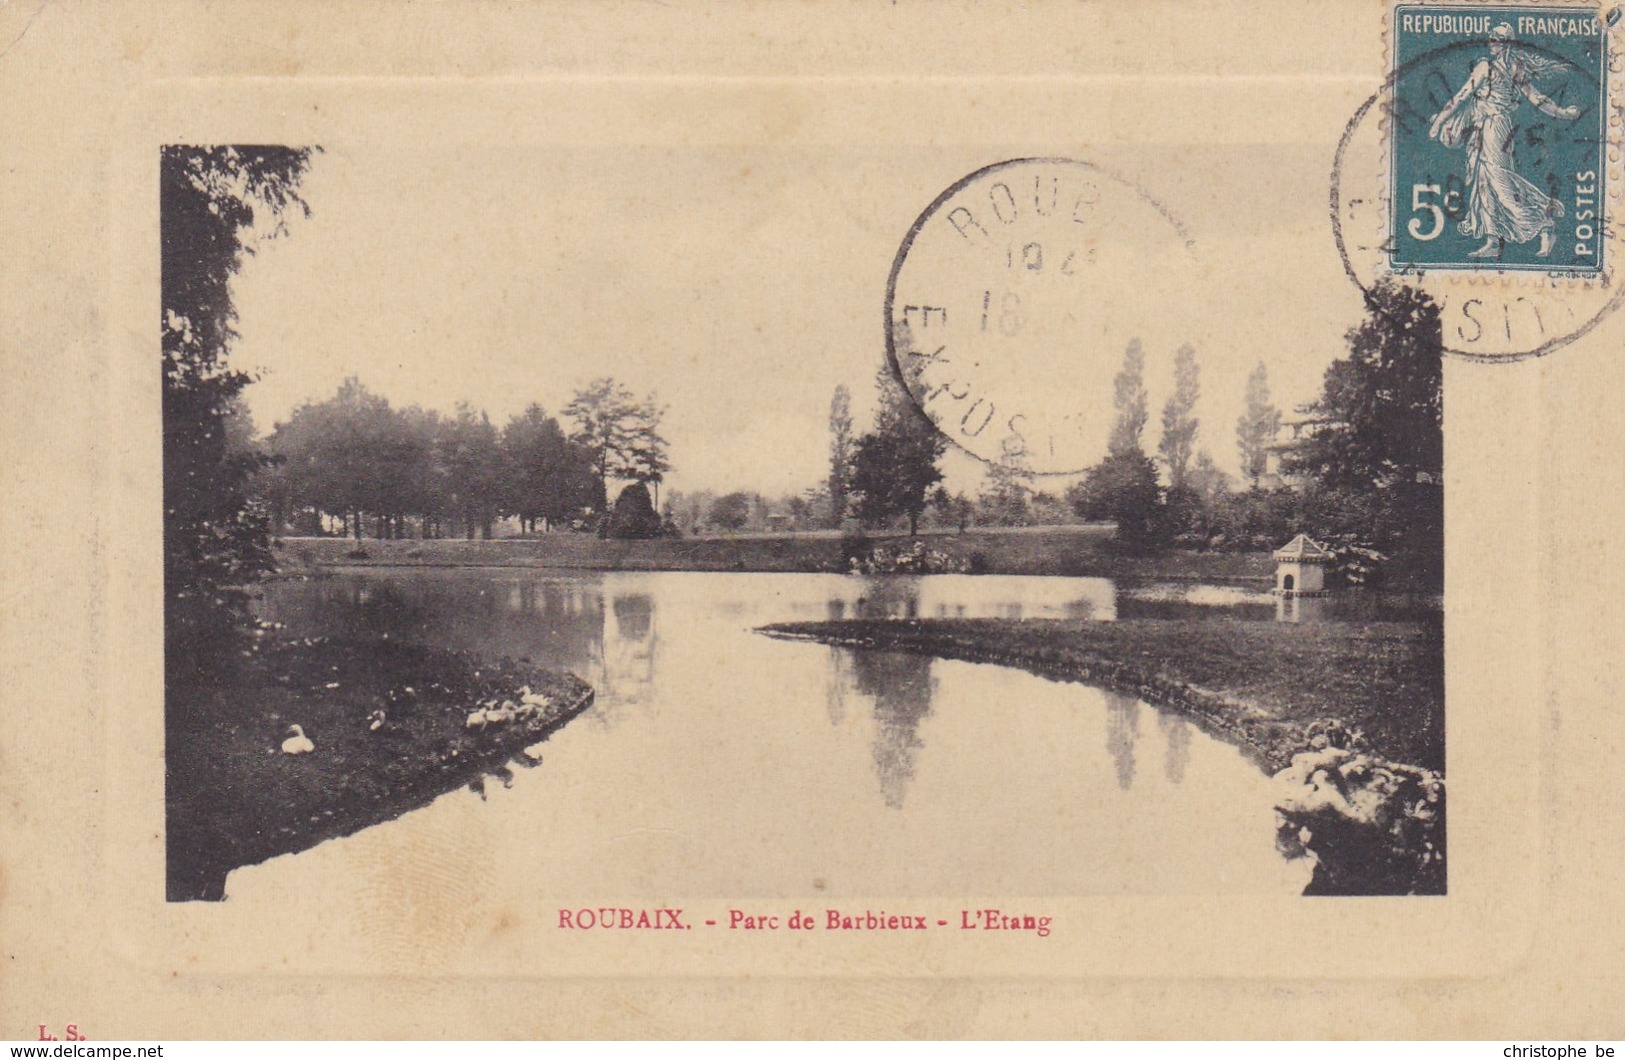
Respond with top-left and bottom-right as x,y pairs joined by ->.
232,569 -> 1314,900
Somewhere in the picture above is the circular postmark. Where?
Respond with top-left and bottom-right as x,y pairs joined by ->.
1333,14 -> 1625,362
885,157 -> 1197,476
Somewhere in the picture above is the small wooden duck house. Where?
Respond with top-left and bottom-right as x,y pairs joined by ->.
1273,534 -> 1330,596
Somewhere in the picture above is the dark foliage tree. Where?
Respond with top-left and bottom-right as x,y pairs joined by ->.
501,404 -> 595,533
1236,361 -> 1283,487
1202,485 -> 1302,552
849,363 -> 945,535
443,402 -> 504,539
1158,343 -> 1201,491
708,491 -> 753,531
1068,338 -> 1166,549
1285,281 -> 1444,587
601,482 -> 664,539
1068,448 -> 1165,550
264,387 -> 606,539
399,405 -> 452,537
162,144 -> 313,685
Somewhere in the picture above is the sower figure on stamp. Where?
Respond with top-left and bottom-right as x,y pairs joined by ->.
1428,23 -> 1582,258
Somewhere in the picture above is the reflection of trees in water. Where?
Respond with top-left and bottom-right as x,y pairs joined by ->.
260,576 -> 454,643
594,593 -> 657,722
1062,598 -> 1095,620
851,578 -> 922,621
497,579 -> 606,679
824,647 -> 852,726
612,594 -> 654,641
1104,691 -> 1140,791
1156,710 -> 1190,785
260,572 -> 611,691
343,579 -> 432,636
849,649 -> 935,809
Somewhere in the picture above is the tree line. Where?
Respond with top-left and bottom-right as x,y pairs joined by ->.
1059,284 -> 1443,586
256,376 -> 670,541
817,285 -> 1442,588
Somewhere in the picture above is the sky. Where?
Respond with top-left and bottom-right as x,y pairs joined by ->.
229,126 -> 1369,499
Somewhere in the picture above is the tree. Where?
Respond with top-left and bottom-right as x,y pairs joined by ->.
666,488 -> 716,535
708,491 -> 753,531
1068,339 -> 1166,549
1236,361 -> 1283,487
828,384 -> 854,527
849,362 -> 945,535
443,402 -> 504,539
163,144 -> 314,682
1158,343 -> 1200,491
626,396 -> 672,509
796,484 -> 833,530
501,404 -> 594,533
978,457 -> 1033,527
562,377 -> 671,505
317,377 -> 392,538
602,482 -> 664,539
1285,281 -> 1444,586
1187,450 -> 1232,503
1068,449 -> 1165,549
399,405 -> 451,538
1108,338 -> 1149,455
932,487 -> 973,534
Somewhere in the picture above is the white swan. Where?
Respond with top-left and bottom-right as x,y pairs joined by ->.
281,724 -> 314,755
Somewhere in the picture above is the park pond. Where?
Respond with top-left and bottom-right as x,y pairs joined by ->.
226,568 -> 1433,902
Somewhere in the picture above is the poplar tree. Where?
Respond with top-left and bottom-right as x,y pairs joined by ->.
1158,344 -> 1201,491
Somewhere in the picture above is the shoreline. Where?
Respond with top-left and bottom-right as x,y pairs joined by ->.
274,530 -> 1276,583
758,617 -> 1444,775
166,636 -> 595,902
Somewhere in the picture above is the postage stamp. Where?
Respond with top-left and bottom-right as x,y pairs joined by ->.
1388,5 -> 1609,275
1332,3 -> 1625,360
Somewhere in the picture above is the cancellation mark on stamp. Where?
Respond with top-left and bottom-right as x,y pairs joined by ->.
1332,4 -> 1624,361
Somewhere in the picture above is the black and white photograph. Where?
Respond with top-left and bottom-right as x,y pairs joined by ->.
11,0 -> 1625,1043
162,139 -> 1443,909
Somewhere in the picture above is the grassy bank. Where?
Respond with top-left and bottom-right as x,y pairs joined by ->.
759,616 -> 1443,774
277,526 -> 1273,582
166,636 -> 593,901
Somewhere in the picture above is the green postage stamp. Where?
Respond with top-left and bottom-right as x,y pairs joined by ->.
1389,5 -> 1609,274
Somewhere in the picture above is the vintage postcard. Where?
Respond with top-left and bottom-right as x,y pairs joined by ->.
2,0 -> 1623,1040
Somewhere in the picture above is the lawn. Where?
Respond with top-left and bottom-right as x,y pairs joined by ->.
166,636 -> 593,901
278,525 -> 1273,582
759,614 -> 1444,773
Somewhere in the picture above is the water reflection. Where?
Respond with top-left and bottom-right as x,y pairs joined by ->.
600,593 -> 657,717
1117,581 -> 1441,626
1158,711 -> 1191,785
1275,594 -> 1329,624
1104,691 -> 1141,790
847,650 -> 935,808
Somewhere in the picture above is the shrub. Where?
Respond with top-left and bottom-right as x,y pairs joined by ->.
849,539 -> 971,575
601,483 -> 664,540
